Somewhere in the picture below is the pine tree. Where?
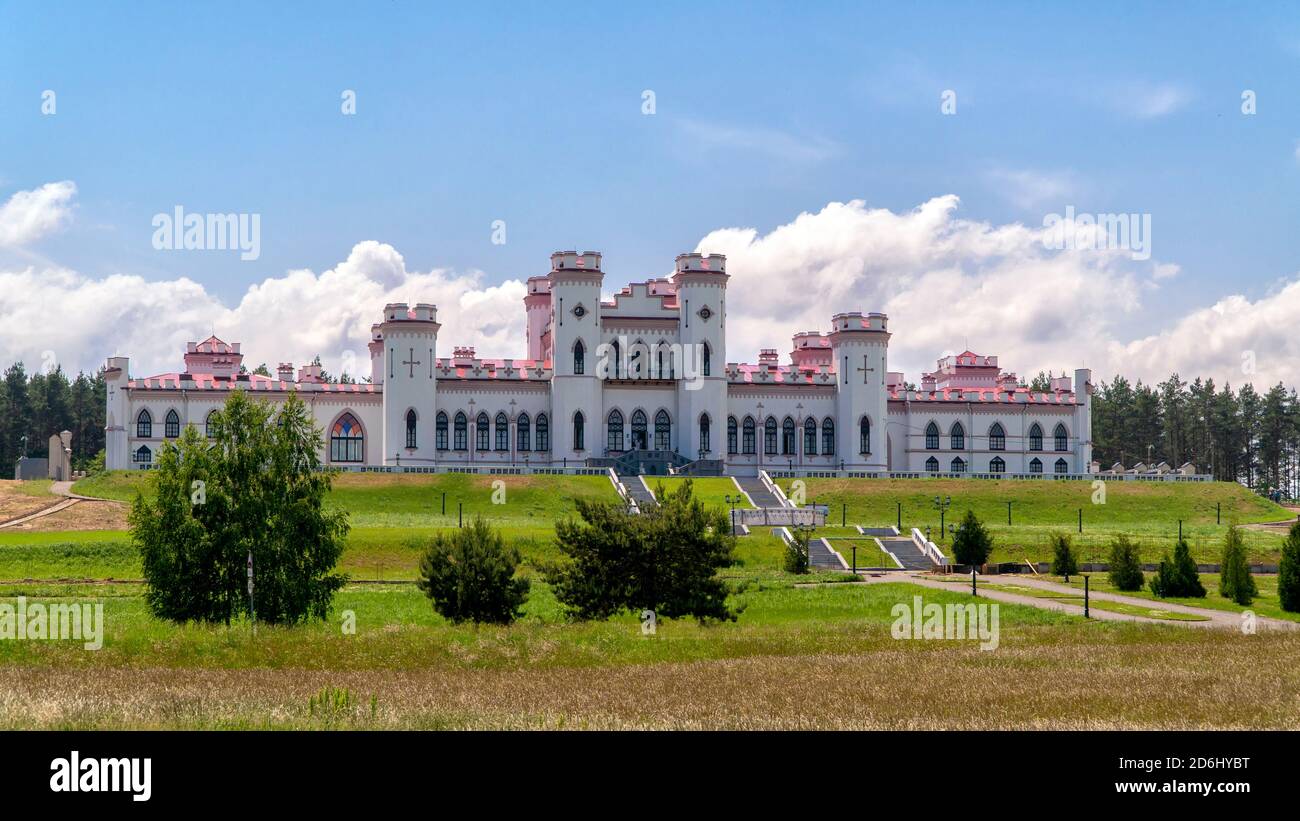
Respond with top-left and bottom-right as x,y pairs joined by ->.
1218,525 -> 1256,606
416,517 -> 529,624
951,510 -> 993,567
1149,538 -> 1205,598
1049,533 -> 1078,581
1107,534 -> 1145,591
1277,521 -> 1300,613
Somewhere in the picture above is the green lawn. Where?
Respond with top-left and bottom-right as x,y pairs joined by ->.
651,477 -> 751,511
780,477 -> 1293,563
824,537 -> 898,569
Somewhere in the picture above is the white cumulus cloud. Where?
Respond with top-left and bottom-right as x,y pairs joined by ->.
0,181 -> 77,247
3,192 -> 1299,393
0,240 -> 525,379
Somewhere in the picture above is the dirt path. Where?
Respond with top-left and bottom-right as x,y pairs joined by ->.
0,481 -> 128,532
830,571 -> 1297,631
854,573 -> 1160,624
965,573 -> 1297,631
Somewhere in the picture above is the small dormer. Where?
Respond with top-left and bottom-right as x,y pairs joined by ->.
277,363 -> 295,383
758,349 -> 779,369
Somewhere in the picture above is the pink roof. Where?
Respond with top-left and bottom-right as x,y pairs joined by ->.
129,372 -> 378,392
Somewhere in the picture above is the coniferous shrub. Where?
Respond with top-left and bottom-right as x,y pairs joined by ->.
1107,534 -> 1145,592
548,479 -> 737,622
1148,538 -> 1206,598
1217,525 -> 1256,606
784,527 -> 811,575
1279,521 -> 1300,613
1049,533 -> 1078,580
950,510 -> 993,567
416,517 -> 530,624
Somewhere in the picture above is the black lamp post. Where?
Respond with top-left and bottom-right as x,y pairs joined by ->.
724,494 -> 738,535
933,495 -> 952,540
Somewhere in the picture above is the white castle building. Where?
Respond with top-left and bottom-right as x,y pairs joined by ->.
104,251 -> 1092,477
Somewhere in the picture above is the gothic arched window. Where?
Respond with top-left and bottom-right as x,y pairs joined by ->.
727,416 -> 738,455
1055,457 -> 1069,474
804,418 -> 817,456
134,445 -> 151,464
925,421 -> 939,450
822,417 -> 835,456
476,412 -> 490,451
1028,423 -> 1043,452
702,342 -> 711,377
136,409 -> 152,438
436,411 -> 448,450
950,422 -> 965,451
1054,423 -> 1068,452
164,409 -> 180,438
859,417 -> 871,454
453,412 -> 467,451
573,411 -> 585,450
743,416 -> 756,455
631,409 -> 648,450
989,422 -> 1005,451
495,412 -> 508,451
405,409 -> 417,449
781,417 -> 795,455
517,412 -> 531,452
764,417 -> 777,455
607,410 -> 624,452
926,456 -> 939,473
204,410 -> 217,438
329,413 -> 364,463
655,410 -> 672,451
989,456 -> 1005,473
698,413 -> 710,454
1029,457 -> 1043,474
536,413 -> 549,451
573,339 -> 585,375
950,456 -> 966,474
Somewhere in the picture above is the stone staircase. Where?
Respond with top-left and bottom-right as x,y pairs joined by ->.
881,537 -> 936,570
734,476 -> 784,508
808,537 -> 846,570
624,476 -> 658,510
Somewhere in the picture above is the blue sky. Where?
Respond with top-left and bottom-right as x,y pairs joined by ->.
1,1 -> 1299,383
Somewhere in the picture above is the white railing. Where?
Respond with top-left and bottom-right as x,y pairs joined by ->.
911,527 -> 947,565
607,467 -> 640,514
763,469 -> 1213,482
873,536 -> 904,569
734,507 -> 827,527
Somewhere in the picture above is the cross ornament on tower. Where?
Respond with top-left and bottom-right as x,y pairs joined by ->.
857,355 -> 875,384
402,347 -> 421,378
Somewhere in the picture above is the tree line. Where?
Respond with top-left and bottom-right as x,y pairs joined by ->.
0,362 -> 106,473
1091,372 -> 1298,495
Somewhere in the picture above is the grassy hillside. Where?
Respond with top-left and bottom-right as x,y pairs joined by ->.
779,478 -> 1294,563
651,477 -> 753,511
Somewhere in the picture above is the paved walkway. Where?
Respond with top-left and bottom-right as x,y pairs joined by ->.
840,571 -> 1298,630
